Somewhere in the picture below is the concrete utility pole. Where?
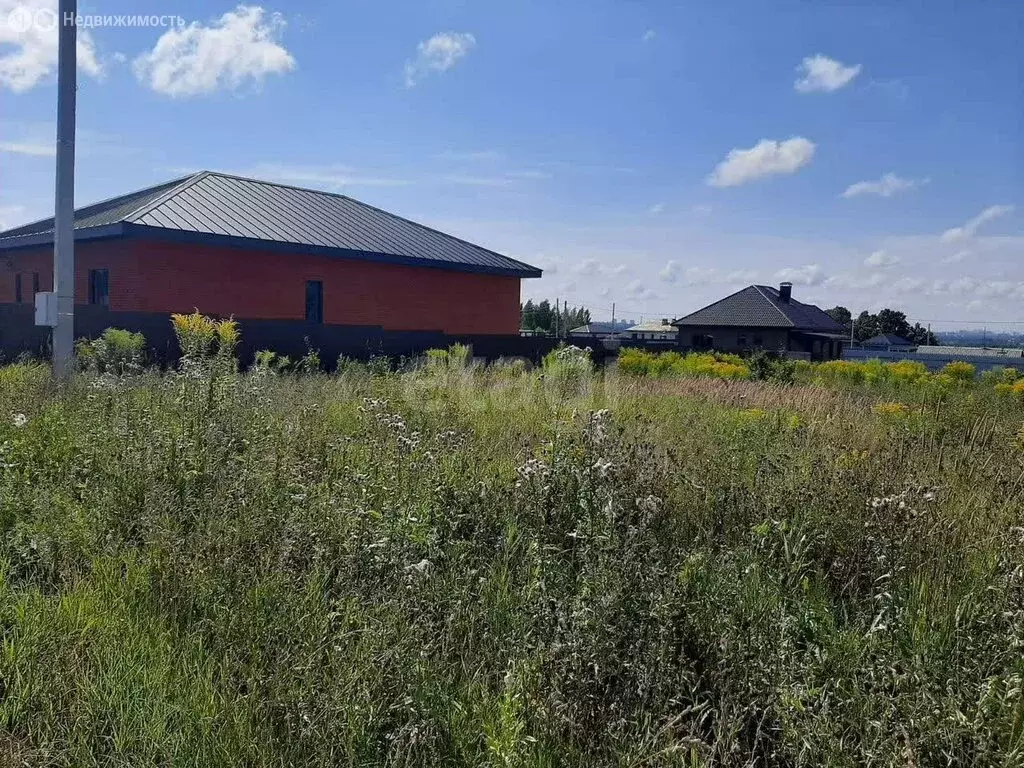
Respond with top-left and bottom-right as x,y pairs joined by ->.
52,0 -> 77,378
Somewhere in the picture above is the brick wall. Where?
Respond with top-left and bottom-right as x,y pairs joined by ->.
0,240 -> 132,307
0,237 -> 523,335
676,325 -> 791,352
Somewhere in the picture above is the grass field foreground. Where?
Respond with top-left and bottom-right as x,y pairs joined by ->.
1,341 -> 1023,765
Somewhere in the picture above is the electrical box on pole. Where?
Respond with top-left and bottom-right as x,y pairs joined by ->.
35,292 -> 58,327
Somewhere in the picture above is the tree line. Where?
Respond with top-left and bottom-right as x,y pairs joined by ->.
825,307 -> 939,345
520,300 -> 592,335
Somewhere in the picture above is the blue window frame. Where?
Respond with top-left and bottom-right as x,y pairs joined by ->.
88,268 -> 109,306
305,280 -> 323,324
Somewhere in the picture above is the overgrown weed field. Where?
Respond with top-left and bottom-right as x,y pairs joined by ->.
1,339 -> 1024,765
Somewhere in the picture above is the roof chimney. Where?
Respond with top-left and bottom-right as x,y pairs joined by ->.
779,282 -> 792,303
661,318 -> 668,325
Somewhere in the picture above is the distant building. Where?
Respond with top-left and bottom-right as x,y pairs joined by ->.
624,319 -> 677,341
672,282 -> 845,361
568,322 -> 622,338
863,334 -> 916,351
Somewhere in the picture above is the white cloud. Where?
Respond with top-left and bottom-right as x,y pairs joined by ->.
864,249 -> 899,267
890,277 -> 926,294
659,259 -> 679,283
794,54 -> 861,93
0,0 -> 102,91
842,172 -> 923,199
403,31 -> 475,87
707,137 -> 815,187
825,271 -> 887,290
648,202 -> 665,215
940,205 -> 1014,243
133,5 -> 295,97
0,139 -> 52,156
625,279 -> 657,300
940,250 -> 970,264
775,264 -> 824,286
682,267 -> 758,286
641,29 -> 656,42
691,204 -> 713,217
573,258 -> 628,279
240,163 -> 412,189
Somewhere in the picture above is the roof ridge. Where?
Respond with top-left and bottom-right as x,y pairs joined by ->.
751,285 -> 795,326
198,170 -> 540,274
0,172 -> 200,238
123,171 -> 209,222
672,285 -> 755,323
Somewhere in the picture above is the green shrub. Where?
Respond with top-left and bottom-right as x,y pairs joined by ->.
982,366 -> 1020,386
941,360 -> 976,382
886,359 -> 929,384
424,343 -> 472,371
542,344 -> 593,388
75,327 -> 147,375
254,349 -> 292,374
748,350 -> 796,383
296,339 -> 322,374
616,348 -> 656,377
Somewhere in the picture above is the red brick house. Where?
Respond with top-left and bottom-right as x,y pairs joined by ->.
0,172 -> 541,335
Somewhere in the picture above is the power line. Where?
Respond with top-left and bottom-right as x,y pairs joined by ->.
909,318 -> 1024,325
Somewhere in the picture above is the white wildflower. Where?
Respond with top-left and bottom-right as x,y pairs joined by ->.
12,414 -> 27,428
404,558 -> 432,577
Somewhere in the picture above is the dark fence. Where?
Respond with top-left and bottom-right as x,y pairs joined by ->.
1,305 -> 681,369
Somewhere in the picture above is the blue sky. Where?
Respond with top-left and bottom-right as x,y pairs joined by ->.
1,0 -> 1021,328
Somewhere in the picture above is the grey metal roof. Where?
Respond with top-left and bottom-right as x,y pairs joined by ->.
0,171 -> 541,278
627,319 -> 675,332
673,285 -> 844,333
569,322 -> 620,335
916,345 -> 1023,359
0,176 -> 192,237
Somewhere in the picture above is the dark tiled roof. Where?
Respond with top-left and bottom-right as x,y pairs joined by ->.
0,171 -> 541,278
673,285 -> 844,333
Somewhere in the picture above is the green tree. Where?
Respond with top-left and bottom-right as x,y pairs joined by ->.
825,306 -> 852,332
848,308 -> 938,345
521,301 -> 592,335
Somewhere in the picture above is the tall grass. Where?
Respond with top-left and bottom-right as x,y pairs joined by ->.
0,352 -> 1022,765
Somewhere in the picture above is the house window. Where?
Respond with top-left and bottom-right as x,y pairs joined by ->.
88,268 -> 109,306
32,272 -> 40,296
737,333 -> 748,347
305,280 -> 323,324
753,335 -> 764,347
14,273 -> 22,304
